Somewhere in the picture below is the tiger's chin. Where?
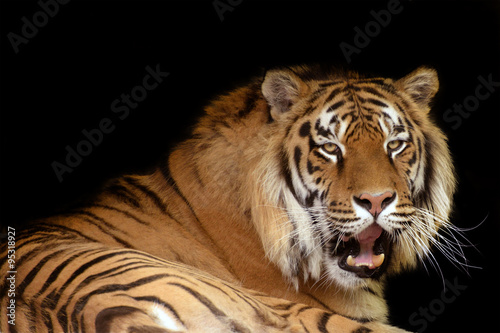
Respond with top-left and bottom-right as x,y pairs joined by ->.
324,229 -> 393,290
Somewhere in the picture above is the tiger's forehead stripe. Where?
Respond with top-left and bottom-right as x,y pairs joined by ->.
309,81 -> 403,140
312,80 -> 399,112
298,79 -> 415,148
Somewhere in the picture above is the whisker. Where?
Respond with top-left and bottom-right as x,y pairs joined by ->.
257,201 -> 481,289
402,208 -> 481,278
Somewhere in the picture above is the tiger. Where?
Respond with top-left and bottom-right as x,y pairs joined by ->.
0,64 -> 458,333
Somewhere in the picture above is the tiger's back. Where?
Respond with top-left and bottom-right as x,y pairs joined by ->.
1,64 -> 457,332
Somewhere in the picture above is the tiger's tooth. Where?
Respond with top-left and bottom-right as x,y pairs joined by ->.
372,253 -> 385,268
346,255 -> 356,266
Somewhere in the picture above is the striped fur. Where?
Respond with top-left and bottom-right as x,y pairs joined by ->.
0,231 -> 406,332
1,65 -> 458,332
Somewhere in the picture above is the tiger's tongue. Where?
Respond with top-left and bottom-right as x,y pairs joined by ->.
346,224 -> 385,269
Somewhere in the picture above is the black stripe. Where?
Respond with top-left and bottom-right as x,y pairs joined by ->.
157,162 -> 232,267
237,87 -> 261,118
2,239 -> 55,275
16,249 -> 67,297
414,137 -> 423,190
326,100 -> 346,112
12,225 -> 89,258
353,327 -> 373,333
293,146 -> 311,205
329,114 -> 339,126
168,282 -> 227,318
134,296 -> 186,327
281,148 -> 298,202
307,87 -> 327,105
294,146 -> 302,174
394,101 -> 406,114
72,211 -> 134,248
67,274 -> 173,332
296,305 -> 314,314
197,278 -> 280,329
52,250 -> 147,314
329,217 -> 361,223
344,121 -> 361,142
306,160 -> 314,175
196,279 -> 234,300
1,244 -> 31,288
90,204 -> 151,226
22,223 -> 99,244
354,94 -> 366,103
361,286 -> 379,296
314,118 -> 331,138
71,262 -> 165,298
299,121 -> 311,137
300,320 -> 311,333
305,190 -> 318,208
304,292 -> 334,312
158,163 -> 200,223
268,302 -> 295,311
53,246 -> 174,297
35,248 -> 98,297
96,262 -> 169,281
318,80 -> 344,88
341,110 -> 357,121
41,307 -> 54,333
318,312 -> 333,333
324,87 -> 345,104
365,98 -> 389,108
122,176 -> 168,214
103,182 -> 142,209
72,210 -> 120,231
337,152 -> 344,174
360,86 -> 386,99
312,150 -> 329,162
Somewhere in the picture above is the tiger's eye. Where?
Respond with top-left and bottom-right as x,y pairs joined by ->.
387,140 -> 403,151
321,143 -> 340,154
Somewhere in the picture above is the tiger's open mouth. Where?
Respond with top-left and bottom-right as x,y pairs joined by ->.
335,224 -> 391,278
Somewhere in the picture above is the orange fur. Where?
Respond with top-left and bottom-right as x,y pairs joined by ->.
0,65 -> 456,332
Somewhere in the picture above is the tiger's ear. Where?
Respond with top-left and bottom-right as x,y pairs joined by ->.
395,67 -> 439,110
262,68 -> 308,119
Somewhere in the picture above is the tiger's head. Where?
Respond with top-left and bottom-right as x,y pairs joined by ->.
250,65 -> 456,290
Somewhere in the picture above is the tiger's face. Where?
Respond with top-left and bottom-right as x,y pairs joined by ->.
256,66 -> 456,290
285,88 -> 423,288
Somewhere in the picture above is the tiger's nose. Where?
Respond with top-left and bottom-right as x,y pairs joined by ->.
353,191 -> 395,217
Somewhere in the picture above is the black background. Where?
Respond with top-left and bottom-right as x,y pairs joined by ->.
1,1 -> 499,332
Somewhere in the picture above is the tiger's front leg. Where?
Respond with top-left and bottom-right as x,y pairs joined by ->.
2,240 -> 409,333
